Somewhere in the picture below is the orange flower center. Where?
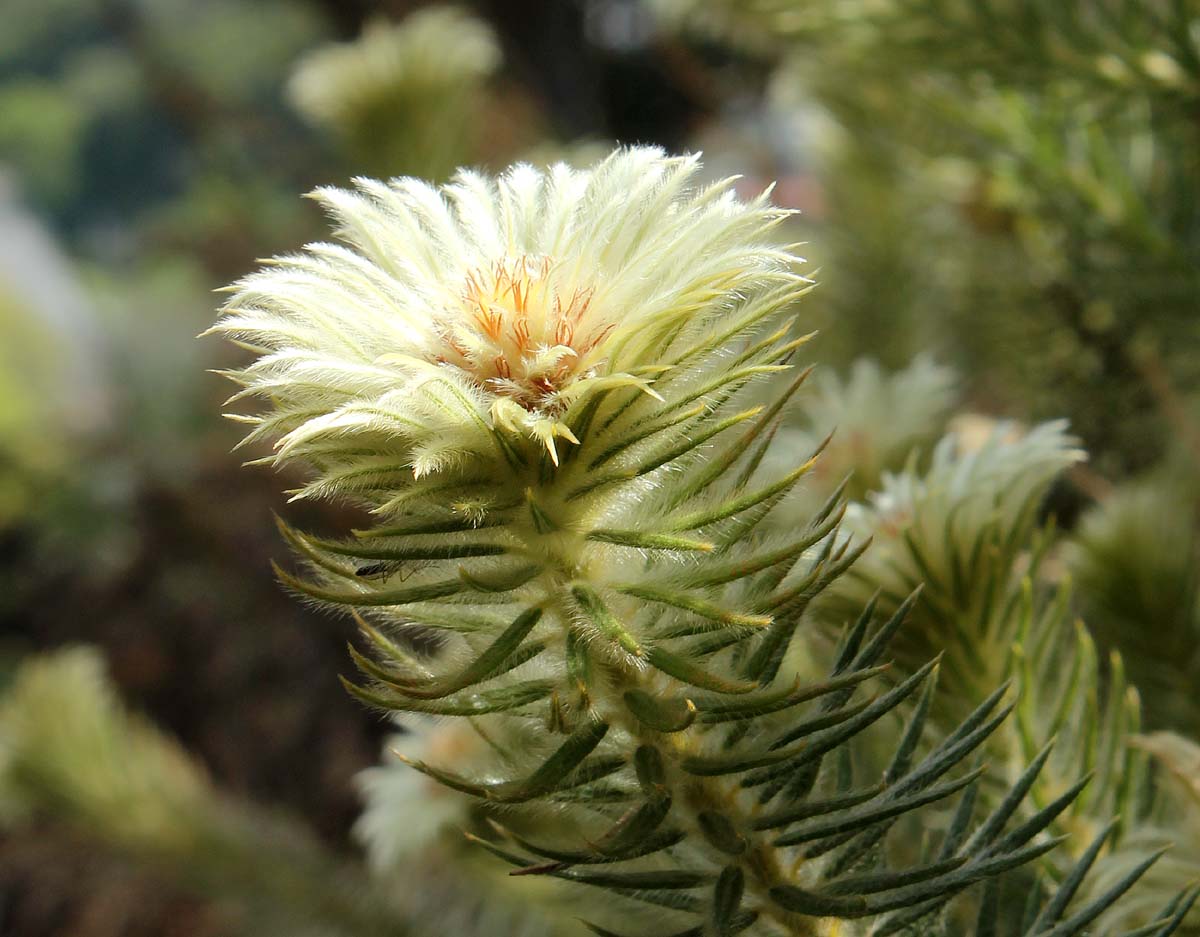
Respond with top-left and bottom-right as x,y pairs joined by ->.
439,255 -> 610,411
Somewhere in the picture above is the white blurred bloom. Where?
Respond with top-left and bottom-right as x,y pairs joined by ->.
287,8 -> 502,179
288,8 -> 500,133
844,419 -> 1084,545
354,717 -> 480,870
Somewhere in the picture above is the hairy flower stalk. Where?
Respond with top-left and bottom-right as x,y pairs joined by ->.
210,149 -> 1181,936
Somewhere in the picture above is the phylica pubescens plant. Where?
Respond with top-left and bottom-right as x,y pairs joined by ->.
209,148 -> 1180,937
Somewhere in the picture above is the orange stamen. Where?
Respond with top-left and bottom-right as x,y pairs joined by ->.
447,253 -> 607,413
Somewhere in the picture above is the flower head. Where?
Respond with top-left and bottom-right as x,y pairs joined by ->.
287,8 -> 502,179
212,147 -> 804,493
288,8 -> 501,133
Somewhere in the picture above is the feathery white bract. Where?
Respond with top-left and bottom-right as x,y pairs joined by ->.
840,419 -> 1084,596
212,147 -> 802,485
